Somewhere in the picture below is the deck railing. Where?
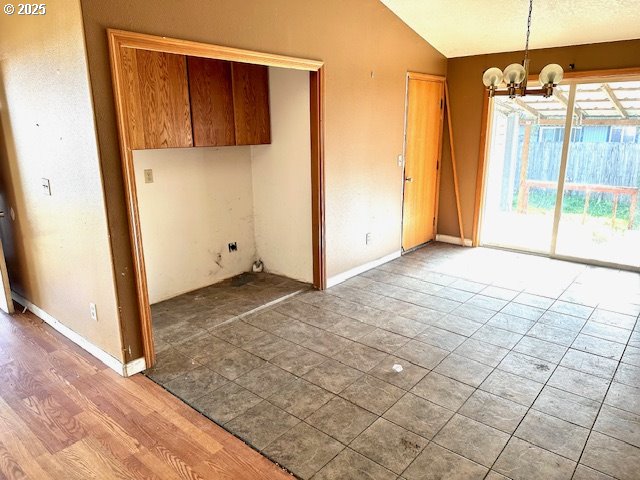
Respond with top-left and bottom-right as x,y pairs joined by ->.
520,180 -> 639,229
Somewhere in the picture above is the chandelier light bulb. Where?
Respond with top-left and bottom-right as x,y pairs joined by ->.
482,67 -> 504,87
539,63 -> 564,85
503,63 -> 527,85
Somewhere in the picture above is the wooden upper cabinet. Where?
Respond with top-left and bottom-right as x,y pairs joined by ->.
119,49 -> 270,149
120,47 -> 193,150
187,57 -> 236,147
231,62 -> 271,145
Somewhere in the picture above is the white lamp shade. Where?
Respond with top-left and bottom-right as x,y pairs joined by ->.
539,63 -> 564,85
503,63 -> 526,84
482,67 -> 504,87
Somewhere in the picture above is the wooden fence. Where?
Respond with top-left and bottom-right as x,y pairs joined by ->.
511,141 -> 640,229
523,142 -> 640,187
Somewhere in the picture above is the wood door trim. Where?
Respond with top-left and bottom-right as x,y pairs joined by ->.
432,83 -> 446,234
109,29 -> 323,71
408,72 -> 446,83
108,30 -> 326,367
541,67 -> 640,82
472,66 -> 640,248
444,81 -> 465,244
472,94 -> 492,247
310,69 -> 326,289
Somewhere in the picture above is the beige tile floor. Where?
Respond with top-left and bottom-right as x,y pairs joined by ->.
147,244 -> 640,480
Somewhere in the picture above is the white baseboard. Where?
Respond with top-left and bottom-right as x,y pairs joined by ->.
327,250 -> 402,288
436,234 -> 473,247
12,292 -> 145,377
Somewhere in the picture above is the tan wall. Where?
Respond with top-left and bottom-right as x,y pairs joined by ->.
439,39 -> 640,240
133,147 -> 256,304
80,0 -> 446,356
252,67 -> 313,283
0,0 -> 124,360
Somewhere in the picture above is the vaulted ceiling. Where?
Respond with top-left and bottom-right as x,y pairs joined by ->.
380,0 -> 640,58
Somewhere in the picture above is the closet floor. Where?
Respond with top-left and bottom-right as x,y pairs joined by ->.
149,272 -> 309,357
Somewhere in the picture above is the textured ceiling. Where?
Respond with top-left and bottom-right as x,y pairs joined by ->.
380,0 -> 640,58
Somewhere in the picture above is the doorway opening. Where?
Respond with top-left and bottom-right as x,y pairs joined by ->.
108,30 -> 326,369
136,65 -> 315,358
479,72 -> 640,270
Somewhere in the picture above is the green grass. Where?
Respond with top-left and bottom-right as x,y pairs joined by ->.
514,188 -> 639,225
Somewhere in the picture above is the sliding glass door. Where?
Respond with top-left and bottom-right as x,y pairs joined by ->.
481,87 -> 570,253
555,81 -> 640,268
481,77 -> 640,270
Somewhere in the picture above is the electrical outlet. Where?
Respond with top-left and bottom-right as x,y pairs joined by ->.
144,169 -> 154,183
397,154 -> 403,167
366,232 -> 373,245
228,242 -> 237,252
89,303 -> 98,321
42,178 -> 51,196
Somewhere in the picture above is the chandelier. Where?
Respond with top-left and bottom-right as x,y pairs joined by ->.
482,0 -> 563,98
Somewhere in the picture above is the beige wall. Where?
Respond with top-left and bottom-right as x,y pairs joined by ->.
439,39 -> 640,240
80,0 -> 446,356
133,147 -> 256,303
252,67 -> 313,283
0,0 -> 124,360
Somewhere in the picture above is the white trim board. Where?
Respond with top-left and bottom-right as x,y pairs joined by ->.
436,234 -> 473,247
327,250 -> 401,288
12,292 -> 145,377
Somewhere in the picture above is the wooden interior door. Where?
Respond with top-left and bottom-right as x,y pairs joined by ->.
402,74 -> 445,251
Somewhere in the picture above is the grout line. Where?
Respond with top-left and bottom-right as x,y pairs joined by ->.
477,269 -> 582,477
569,313 -> 640,480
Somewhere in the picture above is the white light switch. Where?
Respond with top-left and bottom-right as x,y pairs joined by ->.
42,178 -> 51,195
144,169 -> 154,184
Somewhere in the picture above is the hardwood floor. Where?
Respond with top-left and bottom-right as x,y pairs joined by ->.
0,309 -> 293,480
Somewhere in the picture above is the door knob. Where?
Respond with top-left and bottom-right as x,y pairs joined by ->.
405,177 -> 413,183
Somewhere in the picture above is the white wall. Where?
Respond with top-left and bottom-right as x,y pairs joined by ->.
134,147 -> 256,303
251,68 -> 313,283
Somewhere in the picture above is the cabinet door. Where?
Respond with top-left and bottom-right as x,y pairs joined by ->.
121,48 -> 193,149
187,57 -> 236,146
231,63 -> 271,145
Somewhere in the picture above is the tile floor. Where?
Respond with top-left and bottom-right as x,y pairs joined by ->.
146,244 -> 640,480
149,272 -> 308,354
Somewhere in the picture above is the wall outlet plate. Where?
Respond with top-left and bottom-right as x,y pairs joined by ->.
144,169 -> 154,183
89,303 -> 98,321
366,232 -> 373,245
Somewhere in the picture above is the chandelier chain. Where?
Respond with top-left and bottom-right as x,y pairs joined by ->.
482,0 -> 563,99
524,0 -> 533,63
